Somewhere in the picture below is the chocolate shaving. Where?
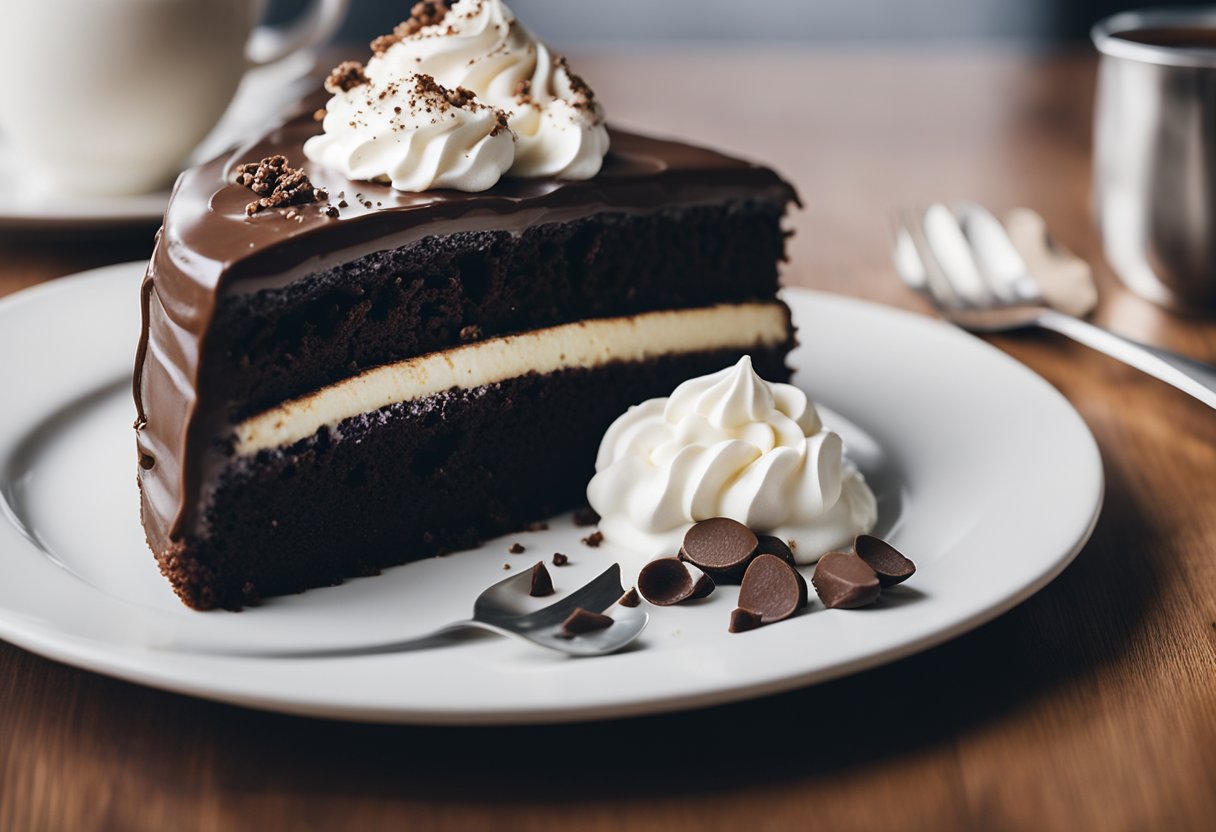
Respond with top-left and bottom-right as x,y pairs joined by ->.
529,561 -> 554,597
233,155 -> 328,216
560,607 -> 614,637
324,61 -> 370,94
618,587 -> 641,607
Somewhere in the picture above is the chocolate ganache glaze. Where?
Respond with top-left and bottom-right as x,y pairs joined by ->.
133,94 -> 798,555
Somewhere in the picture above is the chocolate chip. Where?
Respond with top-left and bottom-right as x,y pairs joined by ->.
677,517 -> 760,583
755,535 -> 797,567
738,554 -> 808,623
529,561 -> 554,597
617,587 -> 641,607
508,542 -> 525,554
729,607 -> 764,633
812,552 -> 881,609
854,534 -> 916,587
560,607 -> 614,636
637,558 -> 715,606
552,552 -> 569,566
573,506 -> 600,527
680,518 -> 758,572
581,531 -> 604,548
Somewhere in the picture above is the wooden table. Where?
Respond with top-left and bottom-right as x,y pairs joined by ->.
2,48 -> 1215,832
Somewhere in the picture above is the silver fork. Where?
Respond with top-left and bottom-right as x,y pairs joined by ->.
172,563 -> 648,659
893,203 -> 1216,410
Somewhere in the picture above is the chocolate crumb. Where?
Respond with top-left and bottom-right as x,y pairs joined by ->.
528,561 -> 555,597
459,324 -> 482,341
560,607 -> 614,637
324,61 -> 370,94
502,563 -> 510,570
581,530 -> 604,548
573,506 -> 600,527
234,155 -> 326,216
515,78 -> 532,104
527,520 -> 549,532
552,552 -> 569,566
618,587 -> 641,607
338,199 -> 349,208
324,205 -> 340,218
508,542 -> 525,554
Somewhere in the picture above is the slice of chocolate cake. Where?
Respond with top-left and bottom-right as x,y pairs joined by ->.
134,0 -> 799,610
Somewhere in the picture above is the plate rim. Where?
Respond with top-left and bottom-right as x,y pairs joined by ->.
0,262 -> 1104,724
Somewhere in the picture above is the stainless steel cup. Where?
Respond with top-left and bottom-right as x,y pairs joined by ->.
1093,9 -> 1216,311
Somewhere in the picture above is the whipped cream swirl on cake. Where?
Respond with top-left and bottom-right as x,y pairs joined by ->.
304,65 -> 514,192
587,357 -> 878,562
304,0 -> 609,190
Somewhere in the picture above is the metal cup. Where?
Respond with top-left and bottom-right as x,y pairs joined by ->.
1093,9 -> 1216,311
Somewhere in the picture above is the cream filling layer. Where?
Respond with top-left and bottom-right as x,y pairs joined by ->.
233,302 -> 790,456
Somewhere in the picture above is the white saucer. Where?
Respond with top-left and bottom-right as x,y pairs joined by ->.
0,263 -> 1103,724
0,54 -> 313,229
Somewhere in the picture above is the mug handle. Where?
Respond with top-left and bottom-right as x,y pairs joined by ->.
246,0 -> 350,68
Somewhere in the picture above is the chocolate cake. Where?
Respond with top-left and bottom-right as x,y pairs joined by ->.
134,4 -> 799,611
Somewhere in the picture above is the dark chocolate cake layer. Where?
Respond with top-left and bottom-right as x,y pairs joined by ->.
161,347 -> 792,610
211,200 -> 788,423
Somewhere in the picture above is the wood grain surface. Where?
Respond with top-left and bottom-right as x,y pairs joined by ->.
1,48 -> 1214,832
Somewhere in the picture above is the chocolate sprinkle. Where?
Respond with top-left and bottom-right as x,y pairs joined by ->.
561,607 -> 614,636
728,607 -> 764,633
812,552 -> 881,609
529,561 -> 554,597
854,534 -> 916,587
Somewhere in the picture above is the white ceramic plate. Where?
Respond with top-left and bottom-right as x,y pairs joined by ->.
0,55 -> 313,229
0,263 -> 1102,724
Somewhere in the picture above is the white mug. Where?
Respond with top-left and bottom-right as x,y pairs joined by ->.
0,0 -> 348,196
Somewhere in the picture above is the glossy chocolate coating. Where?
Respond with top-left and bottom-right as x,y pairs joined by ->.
133,95 -> 798,554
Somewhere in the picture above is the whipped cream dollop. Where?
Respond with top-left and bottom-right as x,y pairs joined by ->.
304,67 -> 514,192
587,357 -> 878,563
304,0 -> 608,190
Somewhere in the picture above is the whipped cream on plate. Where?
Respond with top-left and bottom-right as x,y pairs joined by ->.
587,357 -> 878,563
304,0 -> 609,191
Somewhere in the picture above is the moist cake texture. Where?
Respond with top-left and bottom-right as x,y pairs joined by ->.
135,97 -> 799,610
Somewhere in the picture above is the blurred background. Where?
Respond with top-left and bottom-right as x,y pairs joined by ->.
270,0 -> 1184,44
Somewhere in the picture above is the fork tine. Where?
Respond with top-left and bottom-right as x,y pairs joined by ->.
896,206 -> 961,309
922,203 -> 994,306
954,202 -> 1031,304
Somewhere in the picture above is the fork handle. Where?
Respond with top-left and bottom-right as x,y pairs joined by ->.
1037,310 -> 1216,410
